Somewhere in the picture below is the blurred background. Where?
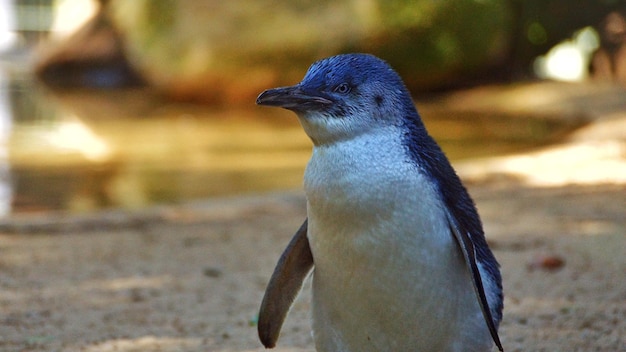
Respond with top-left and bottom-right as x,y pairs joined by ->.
0,0 -> 624,216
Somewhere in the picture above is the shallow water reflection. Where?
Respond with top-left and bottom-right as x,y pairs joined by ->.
1,73 -> 581,215
6,81 -> 313,214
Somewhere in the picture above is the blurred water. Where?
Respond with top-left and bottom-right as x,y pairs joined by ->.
1,70 -> 315,215
0,67 -> 581,215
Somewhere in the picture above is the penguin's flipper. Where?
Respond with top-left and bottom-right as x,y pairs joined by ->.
258,219 -> 313,348
445,211 -> 504,352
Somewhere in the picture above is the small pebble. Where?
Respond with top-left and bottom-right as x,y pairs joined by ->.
203,267 -> 223,278
527,254 -> 565,271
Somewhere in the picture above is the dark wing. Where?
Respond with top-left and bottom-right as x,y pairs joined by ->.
402,119 -> 503,350
445,210 -> 504,352
258,219 -> 313,348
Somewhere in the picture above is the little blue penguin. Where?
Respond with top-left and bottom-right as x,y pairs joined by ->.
255,53 -> 503,352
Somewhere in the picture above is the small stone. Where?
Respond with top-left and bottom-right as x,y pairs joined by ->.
527,253 -> 565,271
203,267 -> 223,278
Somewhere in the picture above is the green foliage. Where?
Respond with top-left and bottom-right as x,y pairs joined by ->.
370,0 -> 512,88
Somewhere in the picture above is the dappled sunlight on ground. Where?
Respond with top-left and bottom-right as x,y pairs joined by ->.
457,139 -> 626,186
437,82 -> 626,188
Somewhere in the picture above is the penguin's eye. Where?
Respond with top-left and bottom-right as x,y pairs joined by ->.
333,83 -> 351,94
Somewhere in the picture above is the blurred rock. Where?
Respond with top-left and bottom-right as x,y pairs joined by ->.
34,0 -> 144,89
106,0 -> 512,104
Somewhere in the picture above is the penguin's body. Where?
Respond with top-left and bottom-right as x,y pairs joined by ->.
256,53 -> 503,352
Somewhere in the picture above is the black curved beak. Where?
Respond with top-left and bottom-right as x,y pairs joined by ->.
256,85 -> 332,111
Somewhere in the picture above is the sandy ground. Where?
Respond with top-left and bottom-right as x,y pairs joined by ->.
0,182 -> 623,352
0,82 -> 625,352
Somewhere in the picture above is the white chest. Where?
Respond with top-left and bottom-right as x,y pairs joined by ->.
302,130 -> 489,351
303,129 -> 451,262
